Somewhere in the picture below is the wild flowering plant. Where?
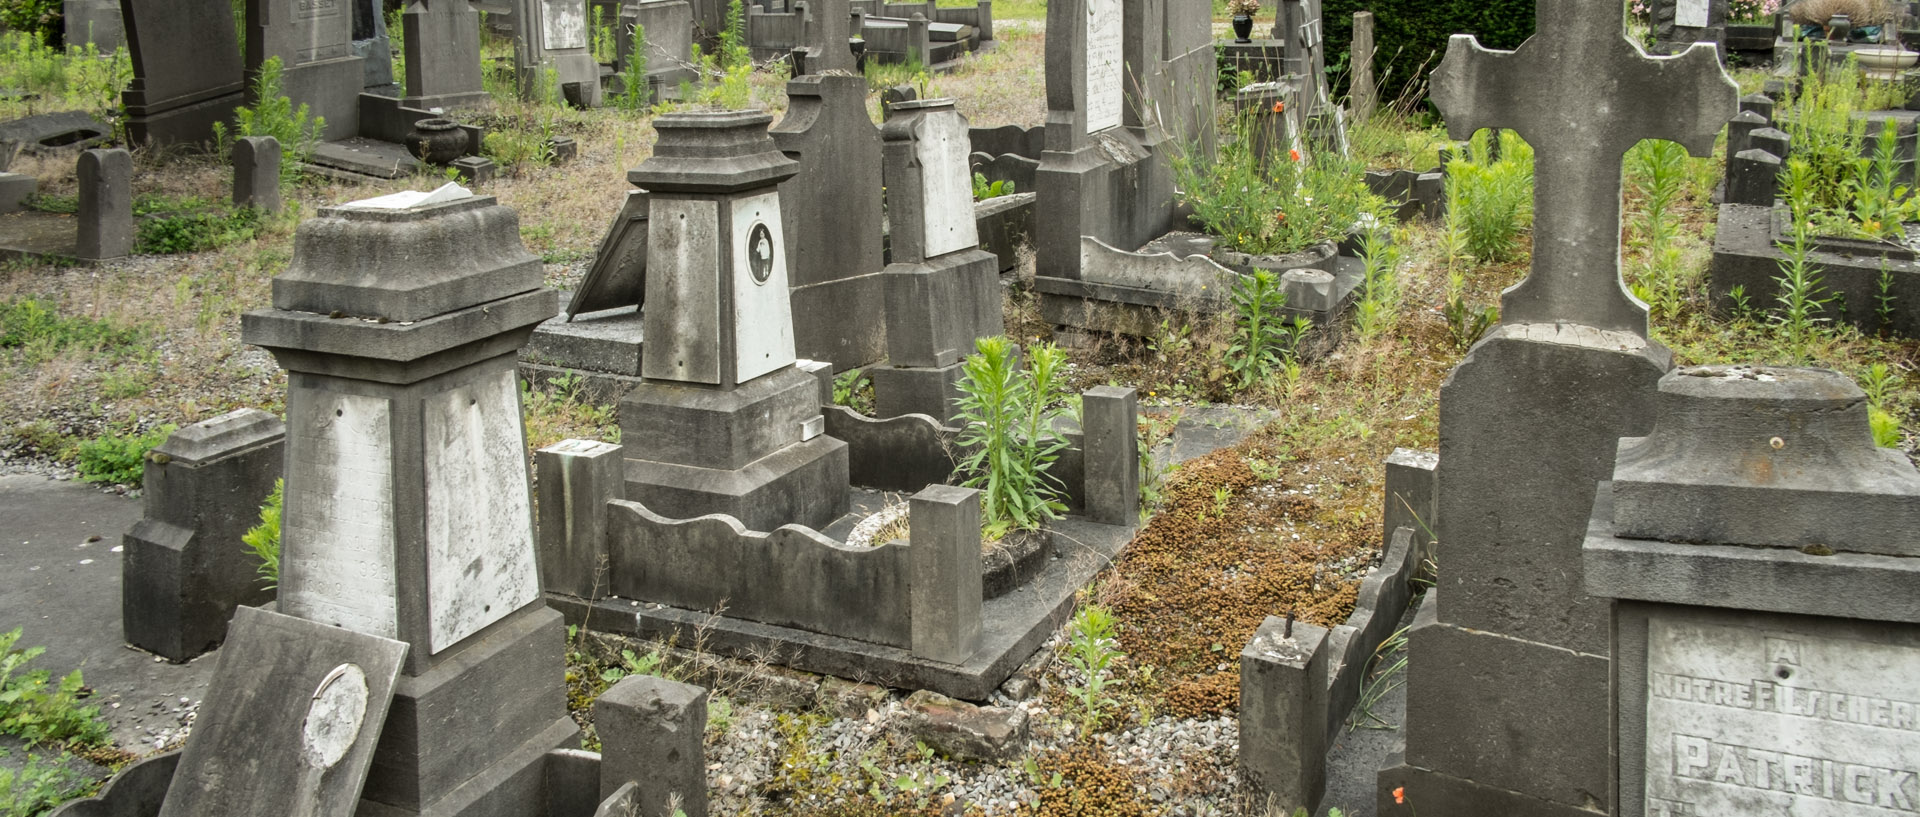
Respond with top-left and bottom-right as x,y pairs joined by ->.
1171,103 -> 1384,256
1226,0 -> 1261,16
1729,0 -> 1781,22
953,336 -> 1073,538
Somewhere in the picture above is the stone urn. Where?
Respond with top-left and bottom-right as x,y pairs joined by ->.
1232,14 -> 1254,43
405,117 -> 468,165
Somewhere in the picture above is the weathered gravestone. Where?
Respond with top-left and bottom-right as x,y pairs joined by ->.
122,409 -> 284,663
617,0 -> 697,103
117,0 -> 245,145
241,186 -> 579,816
1585,365 -> 1920,817
868,98 -> 1001,421
1379,7 -> 1736,817
617,110 -> 851,532
515,0 -> 604,107
76,147 -> 131,262
155,605 -> 408,817
245,0 -> 365,140
402,0 -> 491,110
352,0 -> 398,93
64,0 -> 125,50
769,0 -> 888,371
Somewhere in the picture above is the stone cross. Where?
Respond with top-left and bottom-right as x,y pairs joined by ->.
1431,4 -> 1735,339
805,0 -> 855,73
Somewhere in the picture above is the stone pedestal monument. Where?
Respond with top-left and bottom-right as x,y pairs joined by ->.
868,98 -> 1001,422
1378,7 -> 1736,817
242,191 -> 577,817
1585,365 -> 1920,817
617,111 -> 851,532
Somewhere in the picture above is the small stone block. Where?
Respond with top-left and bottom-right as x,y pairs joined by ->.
1726,148 -> 1782,206
1746,127 -> 1790,163
898,689 -> 1030,762
1724,109 -> 1769,158
594,675 -> 709,817
0,172 -> 36,214
233,135 -> 281,214
1738,92 -> 1774,122
535,439 -> 625,598
909,484 -> 984,664
1081,385 -> 1138,527
1239,614 -> 1330,816
548,136 -> 577,165
451,155 -> 496,184
1383,448 -> 1437,574
1280,268 -> 1337,314
76,147 -> 131,261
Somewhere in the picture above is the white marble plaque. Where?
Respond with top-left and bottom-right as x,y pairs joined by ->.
422,370 -> 540,654
542,0 -> 588,50
281,391 -> 398,640
1645,618 -> 1920,817
1676,0 -> 1709,28
918,110 -> 981,258
730,191 -> 796,383
1084,0 -> 1123,134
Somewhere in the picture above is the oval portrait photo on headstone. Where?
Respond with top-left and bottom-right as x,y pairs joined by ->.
748,222 -> 775,285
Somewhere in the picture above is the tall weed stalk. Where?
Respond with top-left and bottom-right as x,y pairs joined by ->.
953,337 -> 1073,537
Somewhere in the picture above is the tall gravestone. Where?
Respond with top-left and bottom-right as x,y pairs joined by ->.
617,0 -> 696,103
617,111 -> 851,532
241,189 -> 578,816
868,98 -> 1001,421
403,0 -> 491,110
768,0 -> 887,371
1378,7 -> 1736,816
1586,365 -> 1920,817
514,0 -> 604,107
117,0 -> 245,145
1649,0 -> 1729,55
246,0 -> 367,140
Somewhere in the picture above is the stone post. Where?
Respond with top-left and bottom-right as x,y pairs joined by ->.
1351,11 -> 1375,122
1240,614 -> 1330,815
241,190 -> 575,816
596,675 -> 711,817
974,0 -> 991,41
1725,148 -> 1782,206
908,484 -> 983,664
77,148 -> 131,261
1723,109 -> 1768,160
535,439 -> 624,599
1737,91 -> 1774,121
1080,385 -> 1138,527
122,408 -> 284,663
232,135 -> 281,214
1382,447 -> 1435,578
1747,126 -> 1789,166
0,172 -> 36,214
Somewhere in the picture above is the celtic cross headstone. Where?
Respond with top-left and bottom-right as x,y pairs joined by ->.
1431,4 -> 1736,338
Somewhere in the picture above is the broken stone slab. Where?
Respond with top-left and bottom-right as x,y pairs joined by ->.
0,111 -> 113,156
1611,364 -> 1920,557
897,689 -> 1030,762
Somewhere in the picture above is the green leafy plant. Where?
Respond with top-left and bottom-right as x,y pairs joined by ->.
1625,138 -> 1690,318
1349,625 -> 1409,731
1441,270 -> 1497,350
1445,128 -> 1534,263
953,337 -> 1073,538
1226,270 -> 1309,394
0,299 -> 144,361
0,629 -> 111,749
1063,603 -> 1122,731
75,424 -> 175,488
242,478 -> 283,589
0,0 -> 61,45
214,56 -> 325,188
831,369 -> 874,415
134,206 -> 263,255
972,172 -> 1016,201
1171,100 -> 1384,256
599,648 -> 665,683
616,22 -> 650,110
1353,229 -> 1402,342
0,752 -> 97,817
1773,158 -> 1834,357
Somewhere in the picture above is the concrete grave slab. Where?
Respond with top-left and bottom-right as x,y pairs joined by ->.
157,606 -> 407,817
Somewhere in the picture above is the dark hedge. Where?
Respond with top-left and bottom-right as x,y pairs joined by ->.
1320,0 -> 1538,107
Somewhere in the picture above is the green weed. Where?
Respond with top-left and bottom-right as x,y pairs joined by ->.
213,57 -> 325,188
74,424 -> 174,488
0,629 -> 111,749
832,369 -> 874,415
1063,603 -> 1122,732
953,336 -> 1072,538
242,479 -> 283,589
972,172 -> 1016,200
1445,129 -> 1534,263
0,752 -> 98,817
0,300 -> 144,361
1172,101 -> 1385,256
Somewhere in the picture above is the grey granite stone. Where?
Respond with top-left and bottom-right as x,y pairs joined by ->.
119,0 -> 245,145
1080,386 -> 1138,527
401,0 -> 490,110
233,136 -> 281,214
596,675 -> 709,817
1725,147 -> 1780,206
1382,448 -> 1435,578
524,305 -> 644,376
535,439 -> 624,599
1747,126 -> 1789,164
76,148 -> 130,261
1738,90 -> 1774,121
568,190 -> 649,319
1430,3 -> 1736,338
512,0 -> 603,107
617,365 -> 820,471
1611,365 -> 1920,557
910,484 -> 984,663
1724,109 -> 1769,158
897,689 -> 1030,762
64,0 -> 125,50
621,433 -> 851,532
0,174 -> 34,214
245,0 -> 365,140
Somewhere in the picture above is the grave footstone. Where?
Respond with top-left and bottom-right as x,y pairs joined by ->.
595,675 -> 710,817
1748,126 -> 1790,163
241,186 -> 578,816
122,409 -> 284,663
246,0 -> 366,140
769,24 -> 887,371
1725,109 -> 1768,159
1726,148 -> 1782,206
156,605 -> 407,817
1380,7 -> 1737,816
1738,91 -> 1774,121
616,110 -> 851,532
233,135 -> 283,214
118,0 -> 245,145
868,98 -> 1001,421
1585,365 -> 1920,817
76,147 -> 131,262
0,172 -> 34,214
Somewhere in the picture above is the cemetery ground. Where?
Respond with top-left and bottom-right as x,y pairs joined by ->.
2,17 -> 1919,817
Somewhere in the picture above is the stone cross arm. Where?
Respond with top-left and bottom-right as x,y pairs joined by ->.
1430,3 -> 1736,338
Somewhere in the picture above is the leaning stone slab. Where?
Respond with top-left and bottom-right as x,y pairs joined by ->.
1611,365 -> 1920,557
157,606 -> 407,817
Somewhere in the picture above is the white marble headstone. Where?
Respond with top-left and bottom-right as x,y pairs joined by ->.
730,191 -> 796,383
422,369 -> 541,654
542,0 -> 588,50
281,391 -> 398,640
917,109 -> 981,258
1084,0 -> 1123,134
1676,0 -> 1710,29
1644,617 -> 1920,817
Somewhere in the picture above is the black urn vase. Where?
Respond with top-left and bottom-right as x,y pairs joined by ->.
1232,14 -> 1254,43
406,118 -> 468,165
